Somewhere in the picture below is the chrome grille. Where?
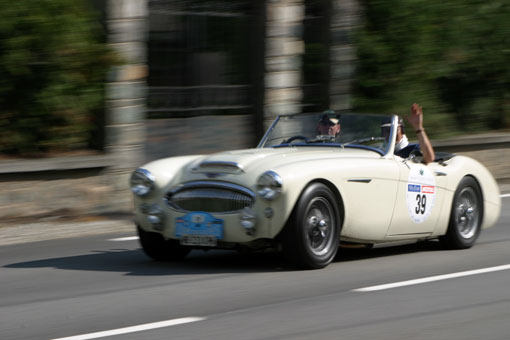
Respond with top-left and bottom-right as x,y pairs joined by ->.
166,181 -> 255,213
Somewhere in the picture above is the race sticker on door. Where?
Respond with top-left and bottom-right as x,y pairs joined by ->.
406,166 -> 436,223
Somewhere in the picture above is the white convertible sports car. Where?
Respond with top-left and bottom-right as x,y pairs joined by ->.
131,112 -> 501,269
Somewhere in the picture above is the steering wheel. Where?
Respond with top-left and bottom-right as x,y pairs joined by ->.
284,135 -> 307,144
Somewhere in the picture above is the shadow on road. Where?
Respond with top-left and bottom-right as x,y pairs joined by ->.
3,248 -> 294,275
3,240 -> 445,275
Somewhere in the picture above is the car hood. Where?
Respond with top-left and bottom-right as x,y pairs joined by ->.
188,147 -> 381,175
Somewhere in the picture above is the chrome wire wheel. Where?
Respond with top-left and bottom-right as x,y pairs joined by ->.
281,183 -> 341,269
441,176 -> 483,249
305,197 -> 335,256
454,187 -> 480,239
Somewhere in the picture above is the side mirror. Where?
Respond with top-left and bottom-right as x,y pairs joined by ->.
409,149 -> 424,163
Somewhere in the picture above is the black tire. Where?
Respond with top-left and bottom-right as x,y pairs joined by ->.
282,183 -> 341,269
137,226 -> 191,261
440,177 -> 483,249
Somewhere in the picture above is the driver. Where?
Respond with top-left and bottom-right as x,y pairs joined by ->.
381,103 -> 435,164
317,113 -> 341,137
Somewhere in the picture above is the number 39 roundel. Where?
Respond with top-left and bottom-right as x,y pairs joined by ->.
406,165 -> 436,224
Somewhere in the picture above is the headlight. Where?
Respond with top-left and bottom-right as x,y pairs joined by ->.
130,168 -> 155,196
256,170 -> 282,201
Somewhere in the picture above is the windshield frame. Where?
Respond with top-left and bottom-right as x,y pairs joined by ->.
257,113 -> 398,157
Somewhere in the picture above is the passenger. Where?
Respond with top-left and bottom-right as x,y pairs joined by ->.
381,103 -> 435,164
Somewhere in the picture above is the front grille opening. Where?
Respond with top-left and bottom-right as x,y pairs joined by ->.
167,186 -> 254,213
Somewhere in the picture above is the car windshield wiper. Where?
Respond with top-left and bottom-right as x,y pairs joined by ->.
344,137 -> 385,145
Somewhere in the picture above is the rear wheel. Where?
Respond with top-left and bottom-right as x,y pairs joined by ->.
440,177 -> 483,249
137,226 -> 191,261
282,183 -> 341,269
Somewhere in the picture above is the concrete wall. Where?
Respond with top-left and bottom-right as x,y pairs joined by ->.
329,0 -> 359,112
103,0 -> 149,211
264,0 -> 305,128
0,156 -> 116,219
144,115 -> 255,163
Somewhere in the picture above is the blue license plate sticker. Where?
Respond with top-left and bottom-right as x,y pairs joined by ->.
175,212 -> 224,239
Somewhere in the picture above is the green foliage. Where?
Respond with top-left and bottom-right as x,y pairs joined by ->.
354,0 -> 510,137
0,0 -> 117,155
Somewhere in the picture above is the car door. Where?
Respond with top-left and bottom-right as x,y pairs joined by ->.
386,157 -> 448,236
340,157 -> 400,241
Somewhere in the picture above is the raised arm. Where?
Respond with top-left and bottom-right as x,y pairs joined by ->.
405,103 -> 435,164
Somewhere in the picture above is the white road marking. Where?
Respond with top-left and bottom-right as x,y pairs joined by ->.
353,264 -> 510,292
500,193 -> 510,198
108,236 -> 139,242
50,317 -> 206,340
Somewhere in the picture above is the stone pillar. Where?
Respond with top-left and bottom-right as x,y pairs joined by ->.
329,0 -> 360,112
264,0 -> 305,129
105,0 -> 148,211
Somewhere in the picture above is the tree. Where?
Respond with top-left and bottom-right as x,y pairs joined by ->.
0,0 -> 118,155
354,0 -> 510,136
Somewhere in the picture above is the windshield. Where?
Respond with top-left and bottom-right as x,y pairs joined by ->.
258,112 -> 395,155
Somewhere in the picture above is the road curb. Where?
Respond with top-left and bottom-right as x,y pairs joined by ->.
0,219 -> 134,247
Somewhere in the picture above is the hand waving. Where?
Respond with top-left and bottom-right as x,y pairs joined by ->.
405,103 -> 423,131
404,103 -> 435,164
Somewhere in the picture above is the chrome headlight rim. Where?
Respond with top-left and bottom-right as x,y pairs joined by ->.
256,170 -> 282,201
130,168 -> 156,196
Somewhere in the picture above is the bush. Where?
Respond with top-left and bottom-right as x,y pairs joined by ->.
0,0 -> 117,155
354,0 -> 510,137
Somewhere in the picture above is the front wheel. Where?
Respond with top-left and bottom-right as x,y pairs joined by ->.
440,177 -> 483,249
137,226 -> 191,261
282,183 -> 341,269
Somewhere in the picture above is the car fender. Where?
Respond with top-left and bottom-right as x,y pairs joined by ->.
433,155 -> 501,236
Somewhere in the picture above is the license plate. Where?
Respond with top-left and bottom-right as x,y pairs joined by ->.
180,235 -> 217,247
175,212 -> 223,246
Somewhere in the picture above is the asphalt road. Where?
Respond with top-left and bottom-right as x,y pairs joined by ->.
1,198 -> 509,340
